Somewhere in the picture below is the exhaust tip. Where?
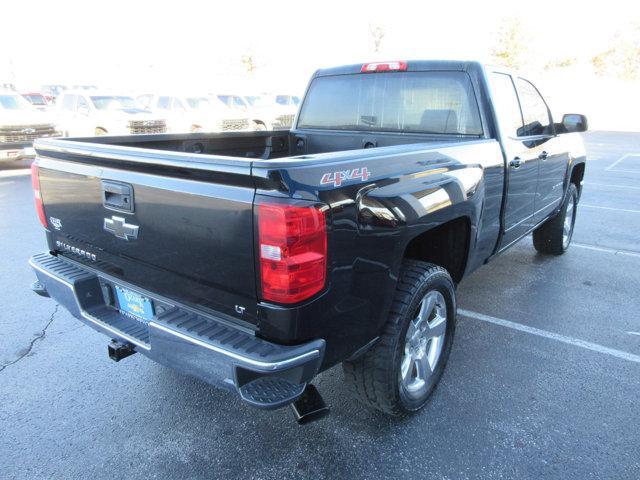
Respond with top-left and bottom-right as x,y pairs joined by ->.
290,384 -> 330,425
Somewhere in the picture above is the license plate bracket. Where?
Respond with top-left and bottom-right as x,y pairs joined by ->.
114,285 -> 154,322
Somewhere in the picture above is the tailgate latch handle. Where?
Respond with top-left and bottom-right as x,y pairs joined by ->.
102,180 -> 134,213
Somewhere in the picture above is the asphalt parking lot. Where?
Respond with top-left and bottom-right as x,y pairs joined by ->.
1,131 -> 639,479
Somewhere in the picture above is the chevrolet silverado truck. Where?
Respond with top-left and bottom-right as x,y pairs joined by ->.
56,91 -> 167,137
29,61 -> 587,422
136,94 -> 253,134
1,91 -> 58,163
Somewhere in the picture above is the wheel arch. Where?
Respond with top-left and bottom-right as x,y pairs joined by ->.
402,215 -> 472,284
570,161 -> 586,199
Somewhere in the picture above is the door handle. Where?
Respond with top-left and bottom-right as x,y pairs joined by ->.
509,157 -> 522,169
539,151 -> 549,160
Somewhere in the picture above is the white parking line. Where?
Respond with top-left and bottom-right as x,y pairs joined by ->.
458,309 -> 640,364
584,182 -> 640,191
573,243 -> 640,258
606,153 -> 640,171
581,204 -> 640,214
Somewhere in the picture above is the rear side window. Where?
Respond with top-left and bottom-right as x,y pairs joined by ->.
297,71 -> 483,135
488,72 -> 523,138
515,78 -> 552,137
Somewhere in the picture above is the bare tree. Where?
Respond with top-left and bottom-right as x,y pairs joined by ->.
369,24 -> 385,54
241,53 -> 257,76
491,17 -> 528,69
592,21 -> 640,80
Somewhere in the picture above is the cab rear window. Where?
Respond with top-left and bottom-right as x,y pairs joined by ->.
297,71 -> 483,135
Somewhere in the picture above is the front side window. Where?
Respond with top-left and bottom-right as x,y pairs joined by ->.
515,78 -> 552,137
297,71 -> 483,135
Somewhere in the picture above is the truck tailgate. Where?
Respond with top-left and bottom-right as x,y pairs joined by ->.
36,151 -> 258,326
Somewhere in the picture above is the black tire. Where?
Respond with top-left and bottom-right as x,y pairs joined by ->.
533,183 -> 578,255
342,260 -> 456,415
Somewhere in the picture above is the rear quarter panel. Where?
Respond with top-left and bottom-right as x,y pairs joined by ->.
253,139 -> 504,366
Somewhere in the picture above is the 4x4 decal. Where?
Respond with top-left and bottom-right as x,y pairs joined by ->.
320,167 -> 370,187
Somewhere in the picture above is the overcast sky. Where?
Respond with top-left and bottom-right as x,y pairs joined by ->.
4,0 -> 639,92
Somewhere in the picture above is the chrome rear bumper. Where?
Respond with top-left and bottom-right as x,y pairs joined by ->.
29,252 -> 324,409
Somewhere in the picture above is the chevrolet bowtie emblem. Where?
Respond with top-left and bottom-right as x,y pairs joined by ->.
104,216 -> 139,240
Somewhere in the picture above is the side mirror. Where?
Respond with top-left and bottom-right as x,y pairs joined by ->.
562,114 -> 588,133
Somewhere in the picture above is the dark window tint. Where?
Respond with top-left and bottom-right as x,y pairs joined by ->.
488,73 -> 523,138
515,78 -> 552,137
298,71 -> 483,135
61,94 -> 76,111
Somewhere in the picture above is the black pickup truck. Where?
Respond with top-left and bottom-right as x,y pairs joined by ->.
29,61 -> 587,421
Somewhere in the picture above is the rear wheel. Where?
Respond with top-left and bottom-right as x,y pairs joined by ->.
533,183 -> 578,255
342,260 -> 456,415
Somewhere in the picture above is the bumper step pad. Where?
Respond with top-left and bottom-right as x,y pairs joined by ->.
239,377 -> 306,409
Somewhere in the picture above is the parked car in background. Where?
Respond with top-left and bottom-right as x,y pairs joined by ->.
0,91 -> 58,163
41,85 -> 68,103
217,94 -> 296,130
274,94 -> 301,108
22,92 -> 50,111
137,94 -> 252,133
56,91 -> 167,136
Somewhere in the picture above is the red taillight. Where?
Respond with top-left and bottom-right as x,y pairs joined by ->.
361,61 -> 408,73
31,164 -> 47,228
258,202 -> 327,304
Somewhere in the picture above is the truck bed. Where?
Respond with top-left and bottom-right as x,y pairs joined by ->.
43,129 -> 480,162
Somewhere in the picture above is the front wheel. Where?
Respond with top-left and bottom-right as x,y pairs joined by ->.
533,183 -> 578,255
342,260 -> 456,415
